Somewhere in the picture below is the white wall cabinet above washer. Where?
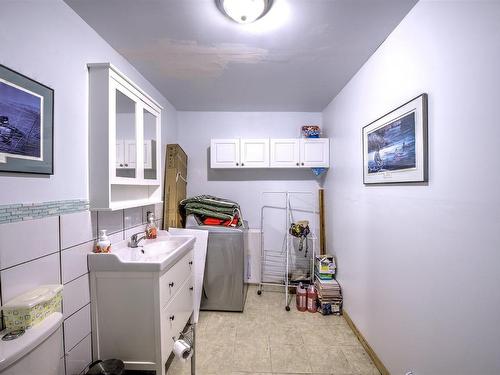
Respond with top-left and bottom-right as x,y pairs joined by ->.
210,139 -> 240,168
270,139 -> 300,168
212,138 -> 329,169
240,139 -> 269,168
299,138 -> 330,167
211,139 -> 270,168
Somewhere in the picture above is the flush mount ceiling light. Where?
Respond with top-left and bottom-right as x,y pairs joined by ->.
216,0 -> 274,24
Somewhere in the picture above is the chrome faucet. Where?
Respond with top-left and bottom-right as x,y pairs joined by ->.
129,232 -> 147,248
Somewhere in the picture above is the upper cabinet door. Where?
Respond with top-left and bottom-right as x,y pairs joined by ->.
142,104 -> 160,182
114,86 -> 138,180
240,139 -> 270,168
299,138 -> 330,167
270,139 -> 300,168
211,139 -> 240,168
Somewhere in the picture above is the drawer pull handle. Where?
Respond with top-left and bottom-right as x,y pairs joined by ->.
188,261 -> 193,265
189,286 -> 194,291
169,315 -> 175,321
169,282 -> 174,287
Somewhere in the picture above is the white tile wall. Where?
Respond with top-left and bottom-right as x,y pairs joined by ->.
0,203 -> 159,375
154,202 -> 164,221
125,224 -> 147,240
0,253 -> 60,302
60,211 -> 96,249
64,304 -> 91,352
124,207 -> 143,229
97,210 -> 123,235
61,242 -> 93,284
0,216 -> 59,270
65,334 -> 92,375
63,274 -> 90,319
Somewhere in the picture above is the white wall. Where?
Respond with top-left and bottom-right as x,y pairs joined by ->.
0,0 -> 177,205
322,1 -> 500,374
177,111 -> 323,228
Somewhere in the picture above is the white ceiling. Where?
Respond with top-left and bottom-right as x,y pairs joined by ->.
65,0 -> 417,111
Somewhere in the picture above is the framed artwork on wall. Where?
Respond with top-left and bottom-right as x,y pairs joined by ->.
0,64 -> 54,175
362,94 -> 428,184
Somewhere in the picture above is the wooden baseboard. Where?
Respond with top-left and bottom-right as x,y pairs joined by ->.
343,310 -> 390,375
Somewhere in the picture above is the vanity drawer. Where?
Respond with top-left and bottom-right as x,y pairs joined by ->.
161,276 -> 194,359
160,250 -> 193,307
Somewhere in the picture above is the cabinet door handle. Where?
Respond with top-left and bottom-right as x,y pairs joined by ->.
119,164 -> 123,167
296,162 -> 299,166
188,261 -> 193,265
189,286 -> 194,291
241,163 -> 245,166
236,163 -> 239,166
125,163 -> 128,167
301,162 -> 304,166
169,315 -> 175,321
169,282 -> 174,287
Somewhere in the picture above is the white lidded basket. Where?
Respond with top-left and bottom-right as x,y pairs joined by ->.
1,284 -> 63,330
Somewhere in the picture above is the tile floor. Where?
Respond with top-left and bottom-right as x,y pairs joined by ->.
167,286 -> 380,375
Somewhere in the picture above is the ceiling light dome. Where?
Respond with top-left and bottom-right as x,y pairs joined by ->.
217,0 -> 274,24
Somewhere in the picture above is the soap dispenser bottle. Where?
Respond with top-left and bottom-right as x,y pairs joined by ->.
95,229 -> 111,253
146,211 -> 158,239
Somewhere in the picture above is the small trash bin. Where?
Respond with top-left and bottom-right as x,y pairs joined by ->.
86,359 -> 124,375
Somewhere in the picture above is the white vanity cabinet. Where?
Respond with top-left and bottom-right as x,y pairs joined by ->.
90,249 -> 194,375
88,63 -> 162,210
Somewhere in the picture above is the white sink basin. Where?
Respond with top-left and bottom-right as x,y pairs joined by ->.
88,231 -> 195,272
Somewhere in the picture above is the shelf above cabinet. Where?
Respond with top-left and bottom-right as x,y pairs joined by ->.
210,138 -> 329,169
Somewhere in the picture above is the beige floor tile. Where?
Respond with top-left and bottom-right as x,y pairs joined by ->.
233,337 -> 272,373
269,324 -> 304,346
167,288 -> 378,375
196,342 -> 234,374
307,346 -> 353,374
270,344 -> 313,373
342,347 -> 380,375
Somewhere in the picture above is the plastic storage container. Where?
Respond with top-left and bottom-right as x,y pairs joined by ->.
1,285 -> 63,330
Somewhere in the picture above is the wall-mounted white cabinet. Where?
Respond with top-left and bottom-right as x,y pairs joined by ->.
211,138 -> 270,168
299,138 -> 330,167
211,138 -> 329,169
270,139 -> 300,168
88,63 -> 162,210
240,139 -> 270,168
210,139 -> 240,168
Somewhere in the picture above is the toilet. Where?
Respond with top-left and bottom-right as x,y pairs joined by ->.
0,312 -> 64,375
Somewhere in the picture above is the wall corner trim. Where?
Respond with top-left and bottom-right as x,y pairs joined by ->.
343,310 -> 390,375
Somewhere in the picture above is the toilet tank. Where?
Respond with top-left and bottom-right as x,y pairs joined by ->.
0,312 -> 64,375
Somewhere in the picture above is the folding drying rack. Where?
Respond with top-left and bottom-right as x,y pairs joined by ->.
258,191 -> 318,310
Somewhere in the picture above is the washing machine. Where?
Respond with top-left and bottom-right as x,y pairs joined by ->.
187,216 -> 247,312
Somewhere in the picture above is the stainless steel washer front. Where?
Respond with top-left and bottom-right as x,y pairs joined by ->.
187,222 -> 247,312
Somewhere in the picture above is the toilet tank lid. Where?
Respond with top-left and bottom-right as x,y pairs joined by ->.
1,285 -> 63,310
0,312 -> 63,372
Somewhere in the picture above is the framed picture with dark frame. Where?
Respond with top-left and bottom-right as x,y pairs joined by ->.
0,64 -> 54,175
363,94 -> 428,184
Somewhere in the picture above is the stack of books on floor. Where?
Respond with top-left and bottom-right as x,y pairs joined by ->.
314,255 -> 342,315
315,277 -> 342,315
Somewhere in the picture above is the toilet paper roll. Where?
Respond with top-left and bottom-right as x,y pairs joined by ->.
173,339 -> 192,362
